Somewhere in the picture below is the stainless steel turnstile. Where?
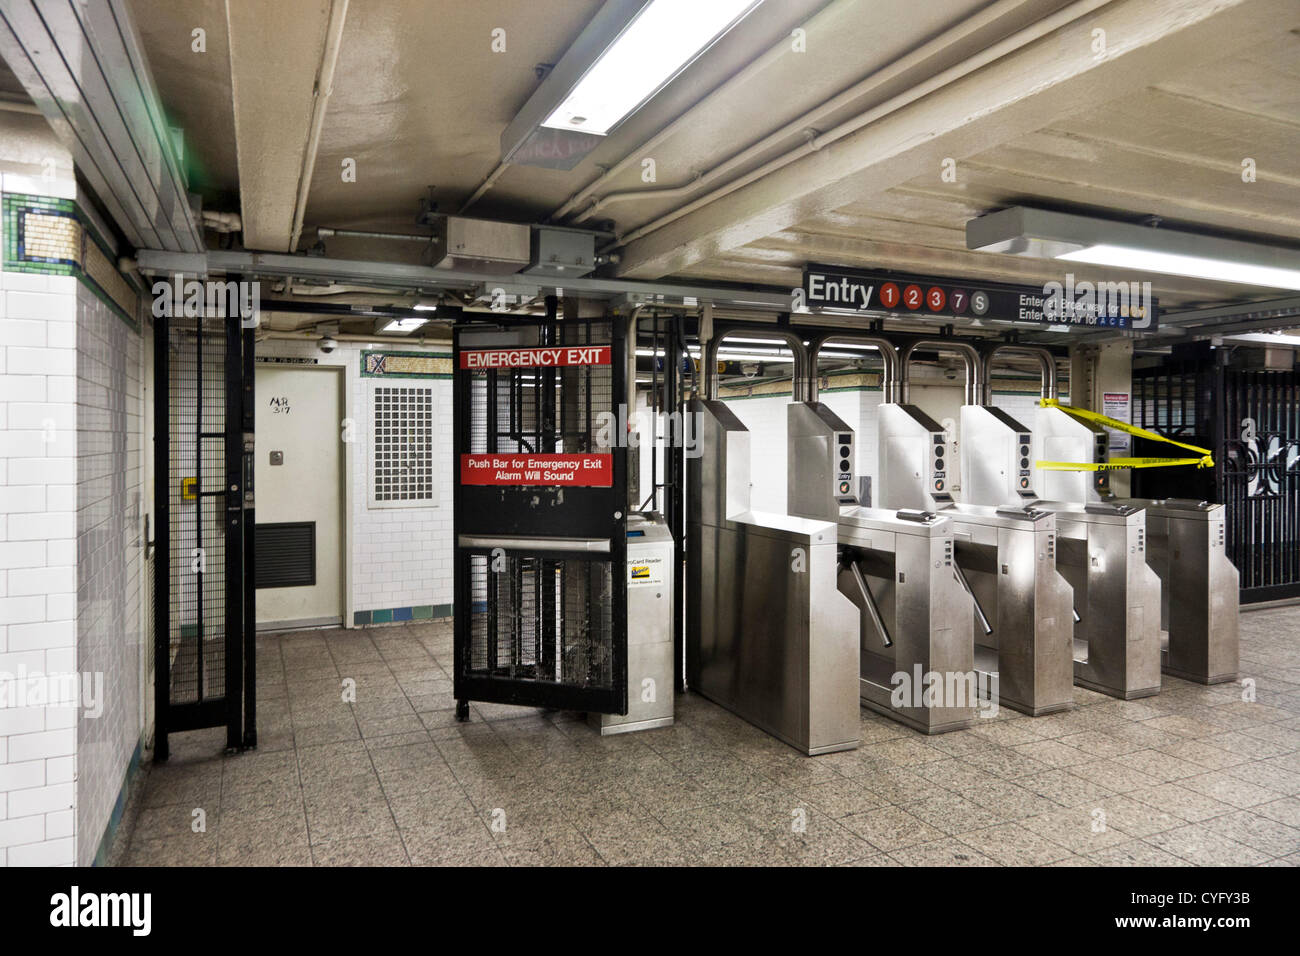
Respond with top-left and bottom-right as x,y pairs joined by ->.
789,402 -> 977,734
1109,498 -> 1239,685
1035,500 -> 1163,699
875,400 -> 1074,716
1034,402 -> 1239,686
961,403 -> 1163,700
688,399 -> 860,755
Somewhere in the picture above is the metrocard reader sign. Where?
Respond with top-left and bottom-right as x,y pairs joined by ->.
461,453 -> 612,487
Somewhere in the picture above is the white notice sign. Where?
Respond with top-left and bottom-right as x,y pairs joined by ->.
1103,392 -> 1131,454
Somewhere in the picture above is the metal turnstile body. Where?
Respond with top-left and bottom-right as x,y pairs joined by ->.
1110,498 -> 1240,684
1032,404 -> 1111,503
960,405 -> 1161,700
942,504 -> 1073,716
591,514 -> 675,734
875,403 -> 1073,716
790,403 -> 976,733
689,400 -> 860,755
1037,502 -> 1163,698
1035,405 -> 1239,686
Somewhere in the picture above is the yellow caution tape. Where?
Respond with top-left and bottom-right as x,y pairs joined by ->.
1036,398 -> 1215,471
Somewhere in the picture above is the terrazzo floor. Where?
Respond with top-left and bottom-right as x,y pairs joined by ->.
121,606 -> 1300,866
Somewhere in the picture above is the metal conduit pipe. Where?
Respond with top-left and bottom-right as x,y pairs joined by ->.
316,227 -> 434,243
808,335 -> 899,403
897,339 -> 983,406
981,345 -> 1059,404
597,0 -> 1112,249
703,329 -> 810,402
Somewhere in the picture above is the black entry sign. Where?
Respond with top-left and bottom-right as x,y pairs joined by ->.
801,264 -> 1158,331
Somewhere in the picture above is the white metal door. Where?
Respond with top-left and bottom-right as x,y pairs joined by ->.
254,365 -> 344,628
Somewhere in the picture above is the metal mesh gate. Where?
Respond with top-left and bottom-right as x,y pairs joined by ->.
154,312 -> 256,758
466,553 -> 615,687
1134,357 -> 1300,602
453,313 -> 627,716
1220,368 -> 1300,600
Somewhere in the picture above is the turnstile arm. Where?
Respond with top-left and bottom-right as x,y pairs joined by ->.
952,560 -> 994,636
839,559 -> 893,648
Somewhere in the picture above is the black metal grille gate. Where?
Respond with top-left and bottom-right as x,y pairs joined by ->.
1133,356 -> 1300,602
153,311 -> 256,759
453,312 -> 628,716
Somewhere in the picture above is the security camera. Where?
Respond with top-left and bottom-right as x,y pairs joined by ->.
318,336 -> 338,354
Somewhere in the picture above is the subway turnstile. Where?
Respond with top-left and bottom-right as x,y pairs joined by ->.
874,402 -> 1074,717
452,317 -> 634,720
1035,403 -> 1239,685
788,402 -> 977,733
689,399 -> 860,754
959,403 -> 1162,699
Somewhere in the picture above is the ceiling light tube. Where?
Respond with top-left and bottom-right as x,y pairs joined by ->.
379,317 -> 429,334
967,206 -> 1300,291
542,0 -> 763,136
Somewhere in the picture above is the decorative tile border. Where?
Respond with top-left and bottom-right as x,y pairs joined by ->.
92,738 -> 142,867
360,349 -> 452,379
2,191 -> 141,332
353,603 -> 452,626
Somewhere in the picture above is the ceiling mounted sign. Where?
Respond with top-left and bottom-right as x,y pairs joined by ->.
800,263 -> 1158,331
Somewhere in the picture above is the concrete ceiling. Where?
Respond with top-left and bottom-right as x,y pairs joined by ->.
117,0 -> 1300,324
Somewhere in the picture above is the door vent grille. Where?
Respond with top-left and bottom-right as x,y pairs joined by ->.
255,521 -> 316,589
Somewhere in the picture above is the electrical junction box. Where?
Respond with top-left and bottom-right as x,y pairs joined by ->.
590,513 -> 675,735
525,226 -> 597,278
430,216 -> 530,273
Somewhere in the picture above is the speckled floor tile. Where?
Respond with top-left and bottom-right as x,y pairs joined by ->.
118,617 -> 1300,867
958,823 -> 1073,866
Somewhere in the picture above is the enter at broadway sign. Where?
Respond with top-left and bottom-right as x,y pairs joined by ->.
800,264 -> 1158,330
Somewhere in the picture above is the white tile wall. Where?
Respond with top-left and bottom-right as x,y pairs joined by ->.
255,339 -> 454,619
0,165 -> 147,866
74,278 -> 143,866
0,207 -> 80,866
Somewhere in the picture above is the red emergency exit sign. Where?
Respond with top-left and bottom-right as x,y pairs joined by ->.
459,346 -> 611,369
460,453 -> 612,487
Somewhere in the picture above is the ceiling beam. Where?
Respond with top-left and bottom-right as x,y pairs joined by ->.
225,0 -> 347,252
611,0 -> 1295,280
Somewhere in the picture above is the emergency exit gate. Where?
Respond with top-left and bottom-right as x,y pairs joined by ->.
452,313 -> 628,718
153,313 -> 256,759
1133,356 -> 1300,603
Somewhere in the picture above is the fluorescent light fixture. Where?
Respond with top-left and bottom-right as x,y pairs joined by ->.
636,345 -> 794,362
967,206 -> 1300,291
542,0 -> 763,135
412,302 -> 438,312
1057,244 -> 1300,290
379,317 -> 429,334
